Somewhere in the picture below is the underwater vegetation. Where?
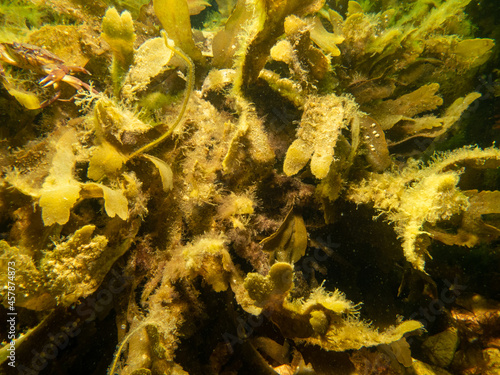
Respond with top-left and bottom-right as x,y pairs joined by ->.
0,0 -> 499,374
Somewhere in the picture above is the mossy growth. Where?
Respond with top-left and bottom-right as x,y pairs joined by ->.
0,225 -> 113,308
348,146 -> 500,272
182,233 -> 233,292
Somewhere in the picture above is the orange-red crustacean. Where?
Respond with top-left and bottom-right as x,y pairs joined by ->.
0,42 -> 98,107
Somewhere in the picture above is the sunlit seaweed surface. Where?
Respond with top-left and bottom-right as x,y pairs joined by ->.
0,0 -> 499,374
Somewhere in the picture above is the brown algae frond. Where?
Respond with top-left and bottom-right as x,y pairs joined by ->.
1,1 -> 500,374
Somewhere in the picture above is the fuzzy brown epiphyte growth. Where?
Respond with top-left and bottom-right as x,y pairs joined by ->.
228,228 -> 270,274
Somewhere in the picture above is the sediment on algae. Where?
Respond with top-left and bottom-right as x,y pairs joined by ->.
0,0 -> 499,374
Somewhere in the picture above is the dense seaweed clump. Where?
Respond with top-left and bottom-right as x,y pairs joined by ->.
0,0 -> 500,374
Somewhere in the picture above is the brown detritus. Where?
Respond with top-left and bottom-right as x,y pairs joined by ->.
349,347 -> 402,375
452,294 -> 500,344
227,228 -> 270,275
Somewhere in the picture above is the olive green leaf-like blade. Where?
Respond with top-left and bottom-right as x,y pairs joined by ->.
153,0 -> 204,63
142,154 -> 174,192
260,208 -> 307,264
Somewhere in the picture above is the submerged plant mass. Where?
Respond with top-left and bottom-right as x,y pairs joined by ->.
0,0 -> 499,374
